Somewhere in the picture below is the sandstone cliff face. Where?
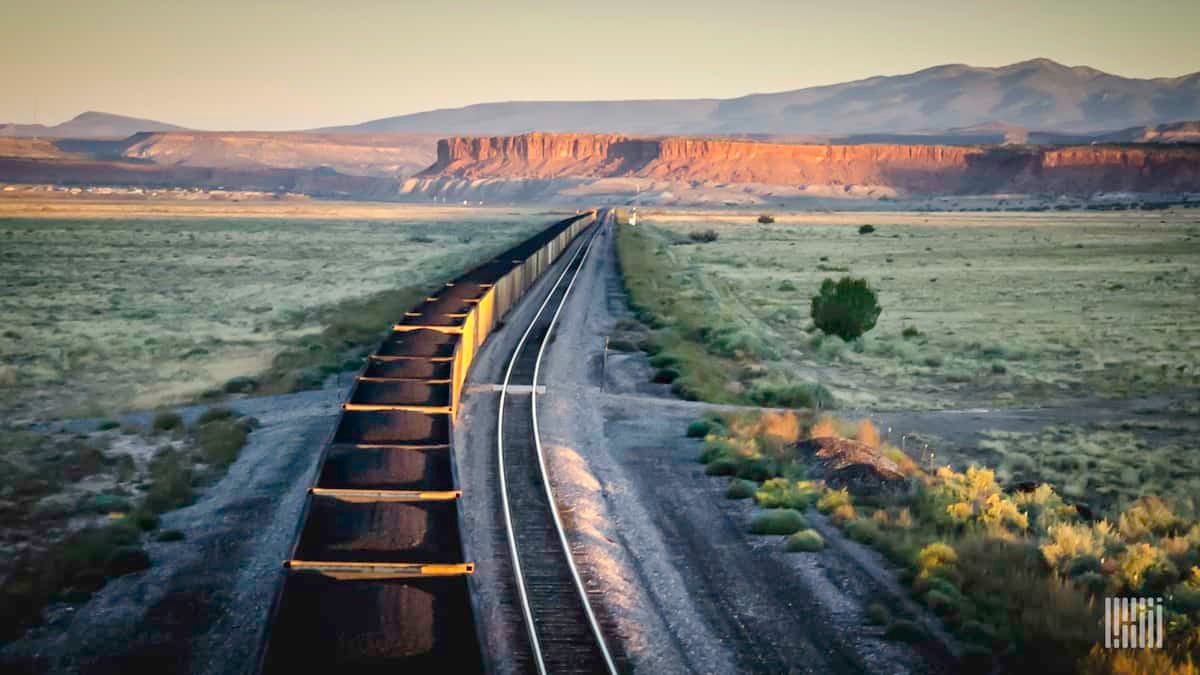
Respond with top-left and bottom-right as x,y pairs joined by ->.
422,133 -> 1200,194
120,132 -> 438,177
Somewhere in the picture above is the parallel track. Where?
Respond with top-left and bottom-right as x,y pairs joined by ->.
498,219 -> 620,675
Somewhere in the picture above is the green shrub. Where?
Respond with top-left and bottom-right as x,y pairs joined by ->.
750,509 -> 808,535
156,529 -> 186,542
652,367 -> 681,384
859,224 -> 877,235
648,352 -> 680,368
843,519 -> 883,545
901,326 -> 921,339
758,215 -> 775,224
223,376 -> 258,394
883,619 -> 926,642
811,277 -> 882,341
151,411 -> 183,433
777,280 -> 798,292
131,511 -> 159,531
866,602 -> 891,625
607,338 -> 638,352
192,419 -> 249,467
687,418 -> 719,438
105,547 -> 151,576
786,529 -> 825,552
96,419 -> 120,431
144,451 -> 194,514
699,438 -> 735,463
755,478 -> 820,510
689,229 -> 719,243
748,381 -> 834,409
705,458 -> 738,476
195,407 -> 237,425
727,478 -> 758,500
735,455 -> 779,482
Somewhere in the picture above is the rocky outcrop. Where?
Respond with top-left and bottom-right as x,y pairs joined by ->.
120,132 -> 438,178
421,132 -> 1200,195
800,437 -> 906,494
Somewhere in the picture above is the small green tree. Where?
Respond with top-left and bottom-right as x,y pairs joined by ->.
810,277 -> 882,340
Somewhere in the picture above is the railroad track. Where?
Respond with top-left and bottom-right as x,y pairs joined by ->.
498,217 -> 621,675
257,212 -> 598,674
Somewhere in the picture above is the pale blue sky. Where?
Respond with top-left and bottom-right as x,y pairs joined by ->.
2,0 -> 1197,130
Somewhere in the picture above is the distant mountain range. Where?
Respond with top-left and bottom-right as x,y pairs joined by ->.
0,111 -> 184,139
2,59 -> 1198,141
321,59 -> 1200,136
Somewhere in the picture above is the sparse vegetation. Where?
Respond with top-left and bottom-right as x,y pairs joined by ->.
690,409 -> 1200,671
617,221 -> 833,408
633,211 -> 1199,408
0,210 -> 545,421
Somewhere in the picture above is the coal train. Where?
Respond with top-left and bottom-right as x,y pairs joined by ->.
256,211 -> 597,673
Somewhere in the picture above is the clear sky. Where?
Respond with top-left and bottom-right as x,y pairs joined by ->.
2,0 -> 1197,130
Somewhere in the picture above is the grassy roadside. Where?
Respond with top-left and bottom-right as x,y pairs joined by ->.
615,219 -> 833,408
0,407 -> 256,641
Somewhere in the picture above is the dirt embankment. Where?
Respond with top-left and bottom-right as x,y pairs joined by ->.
421,132 -> 1200,194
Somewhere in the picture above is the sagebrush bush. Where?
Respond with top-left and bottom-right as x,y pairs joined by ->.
193,419 -> 248,467
686,418 -> 717,438
750,509 -> 808,535
726,478 -> 758,499
748,381 -> 834,409
810,277 -> 882,340
787,529 -> 825,552
883,619 -> 926,642
195,406 -> 237,425
755,478 -> 820,510
151,411 -> 183,432
689,229 -> 719,243
817,488 -> 852,513
758,215 -> 775,224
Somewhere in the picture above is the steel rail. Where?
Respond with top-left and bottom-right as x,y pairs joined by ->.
496,222 -> 610,675
530,214 -> 618,675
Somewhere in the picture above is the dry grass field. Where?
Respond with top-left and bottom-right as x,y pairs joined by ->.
0,198 -> 548,422
632,209 -> 1200,410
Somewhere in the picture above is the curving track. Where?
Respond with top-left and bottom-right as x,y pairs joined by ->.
498,219 -> 620,675
257,212 -> 598,674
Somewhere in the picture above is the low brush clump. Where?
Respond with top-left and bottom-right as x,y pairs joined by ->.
688,409 -> 1200,673
0,405 -> 257,641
